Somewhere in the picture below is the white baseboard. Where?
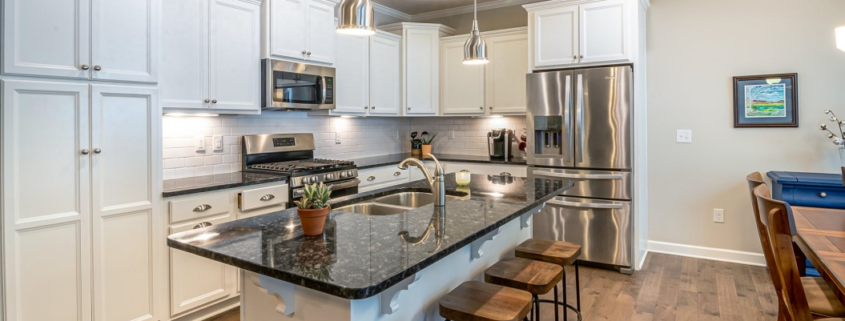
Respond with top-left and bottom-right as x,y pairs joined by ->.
636,250 -> 649,270
647,241 -> 766,267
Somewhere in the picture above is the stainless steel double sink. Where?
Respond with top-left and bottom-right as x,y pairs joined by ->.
336,192 -> 465,215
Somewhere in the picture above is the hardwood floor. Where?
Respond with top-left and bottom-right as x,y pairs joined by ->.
204,253 -> 779,321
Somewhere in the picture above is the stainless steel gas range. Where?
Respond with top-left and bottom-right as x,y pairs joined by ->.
242,133 -> 360,206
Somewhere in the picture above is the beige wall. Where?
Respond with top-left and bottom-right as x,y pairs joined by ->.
415,5 -> 528,34
647,0 -> 845,253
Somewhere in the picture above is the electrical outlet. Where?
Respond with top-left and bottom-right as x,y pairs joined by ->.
713,208 -> 725,223
195,135 -> 206,152
677,130 -> 692,143
335,132 -> 341,145
449,130 -> 455,140
212,135 -> 223,151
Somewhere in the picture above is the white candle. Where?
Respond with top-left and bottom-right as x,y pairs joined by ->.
456,170 -> 471,186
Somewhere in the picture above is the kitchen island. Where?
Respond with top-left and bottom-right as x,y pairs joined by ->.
168,173 -> 572,321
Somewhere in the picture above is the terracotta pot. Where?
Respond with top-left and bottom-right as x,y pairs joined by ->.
297,207 -> 330,236
421,145 -> 432,158
411,149 -> 421,157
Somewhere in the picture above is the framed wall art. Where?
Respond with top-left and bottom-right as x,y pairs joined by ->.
733,73 -> 798,128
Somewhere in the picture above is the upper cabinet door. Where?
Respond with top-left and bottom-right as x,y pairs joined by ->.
2,0 -> 90,79
335,34 -> 369,114
369,34 -> 401,115
440,39 -> 485,115
305,0 -> 336,64
161,0 -> 209,109
486,32 -> 529,114
579,0 -> 627,64
533,6 -> 578,69
404,29 -> 439,115
209,0 -> 260,111
2,80 -> 92,321
90,84 -> 159,321
90,0 -> 160,83
269,0 -> 307,61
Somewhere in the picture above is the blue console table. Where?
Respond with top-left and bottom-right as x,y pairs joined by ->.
768,171 -> 845,210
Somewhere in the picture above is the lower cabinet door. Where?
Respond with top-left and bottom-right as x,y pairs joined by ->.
170,214 -> 238,316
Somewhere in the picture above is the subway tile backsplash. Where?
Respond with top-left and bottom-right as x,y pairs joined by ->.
162,113 -> 410,180
161,113 -> 527,180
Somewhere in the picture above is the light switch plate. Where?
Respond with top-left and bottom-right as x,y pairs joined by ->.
713,208 -> 725,223
213,135 -> 223,151
677,130 -> 692,143
195,135 -> 206,152
335,132 -> 341,145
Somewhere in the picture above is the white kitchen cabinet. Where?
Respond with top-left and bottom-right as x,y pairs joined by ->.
441,28 -> 528,116
440,38 -> 485,115
169,214 -> 238,317
359,166 -> 411,192
525,0 -> 628,70
263,0 -> 337,65
2,0 -> 159,83
162,0 -> 261,114
334,34 -> 370,114
2,80 -> 162,321
381,23 -> 455,116
314,31 -> 401,116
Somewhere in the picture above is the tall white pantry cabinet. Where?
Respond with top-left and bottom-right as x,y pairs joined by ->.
1,0 -> 163,321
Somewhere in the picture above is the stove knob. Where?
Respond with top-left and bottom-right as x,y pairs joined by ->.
310,176 -> 318,184
347,170 -> 354,177
301,177 -> 310,185
340,172 -> 348,178
327,174 -> 334,180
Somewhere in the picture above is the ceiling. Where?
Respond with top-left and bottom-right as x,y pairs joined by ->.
373,0 -> 506,15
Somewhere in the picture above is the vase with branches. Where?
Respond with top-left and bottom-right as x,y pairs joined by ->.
819,110 -> 845,185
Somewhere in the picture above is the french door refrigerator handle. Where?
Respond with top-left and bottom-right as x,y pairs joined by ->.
564,74 -> 572,162
576,73 -> 585,163
532,170 -> 624,180
547,198 -> 624,209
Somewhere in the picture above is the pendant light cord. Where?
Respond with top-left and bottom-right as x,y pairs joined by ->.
474,0 -> 478,21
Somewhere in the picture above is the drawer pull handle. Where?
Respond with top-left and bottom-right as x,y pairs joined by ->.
260,194 -> 275,201
193,222 -> 212,229
367,176 -> 376,181
820,192 -> 827,198
193,204 -> 212,212
394,171 -> 401,176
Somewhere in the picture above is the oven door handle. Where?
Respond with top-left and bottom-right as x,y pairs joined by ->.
532,170 -> 623,180
294,179 -> 360,197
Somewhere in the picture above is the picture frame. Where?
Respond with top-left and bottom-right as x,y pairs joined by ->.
733,73 -> 798,128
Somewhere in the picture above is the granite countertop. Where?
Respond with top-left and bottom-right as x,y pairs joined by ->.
167,173 -> 572,299
353,153 -> 528,170
163,172 -> 288,198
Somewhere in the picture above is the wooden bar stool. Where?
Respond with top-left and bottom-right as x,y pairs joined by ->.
485,257 -> 564,321
515,239 -> 582,321
440,281 -> 533,321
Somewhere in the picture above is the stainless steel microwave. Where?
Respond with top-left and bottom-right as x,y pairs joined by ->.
261,59 -> 335,111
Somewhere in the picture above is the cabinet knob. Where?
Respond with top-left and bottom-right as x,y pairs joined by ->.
81,149 -> 90,155
367,176 -> 376,181
211,99 -> 218,104
204,99 -> 211,103
579,55 -> 583,59
573,55 -> 577,59
371,106 -> 375,109
407,107 -> 411,111
80,64 -> 90,70
489,106 -> 493,110
307,51 -> 312,56
393,171 -> 401,176
193,204 -> 212,212
193,222 -> 212,229
93,148 -> 102,154
364,106 -> 369,109
820,192 -> 828,198
302,50 -> 307,55
479,106 -> 483,110
93,65 -> 102,71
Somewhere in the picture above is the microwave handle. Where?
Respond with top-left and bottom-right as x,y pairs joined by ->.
319,76 -> 328,105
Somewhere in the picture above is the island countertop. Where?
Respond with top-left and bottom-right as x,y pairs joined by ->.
167,173 -> 572,299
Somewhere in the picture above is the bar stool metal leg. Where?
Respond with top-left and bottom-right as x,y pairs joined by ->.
562,269 -> 568,321
575,261 -> 581,311
554,284 -> 560,321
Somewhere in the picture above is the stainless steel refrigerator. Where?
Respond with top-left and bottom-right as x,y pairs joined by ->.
526,65 -> 634,273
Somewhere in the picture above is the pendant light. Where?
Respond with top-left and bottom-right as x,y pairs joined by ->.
837,26 -> 845,52
463,0 -> 488,64
337,0 -> 376,36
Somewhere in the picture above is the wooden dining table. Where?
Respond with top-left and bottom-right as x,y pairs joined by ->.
792,205 -> 845,305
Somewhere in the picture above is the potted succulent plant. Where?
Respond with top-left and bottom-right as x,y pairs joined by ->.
293,182 -> 332,236
419,131 -> 437,159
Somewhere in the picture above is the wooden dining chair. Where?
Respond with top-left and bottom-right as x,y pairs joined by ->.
754,184 -> 845,321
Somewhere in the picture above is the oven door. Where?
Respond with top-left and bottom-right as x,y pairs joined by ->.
290,179 -> 360,207
262,59 -> 335,110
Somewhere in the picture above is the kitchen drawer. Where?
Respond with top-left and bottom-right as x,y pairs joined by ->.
170,192 -> 231,224
239,184 -> 288,212
768,171 -> 845,209
788,186 -> 845,208
359,166 -> 410,189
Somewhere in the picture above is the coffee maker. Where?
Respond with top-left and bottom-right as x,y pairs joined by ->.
487,128 -> 514,159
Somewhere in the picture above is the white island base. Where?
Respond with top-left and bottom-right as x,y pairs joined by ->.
241,212 -> 536,321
